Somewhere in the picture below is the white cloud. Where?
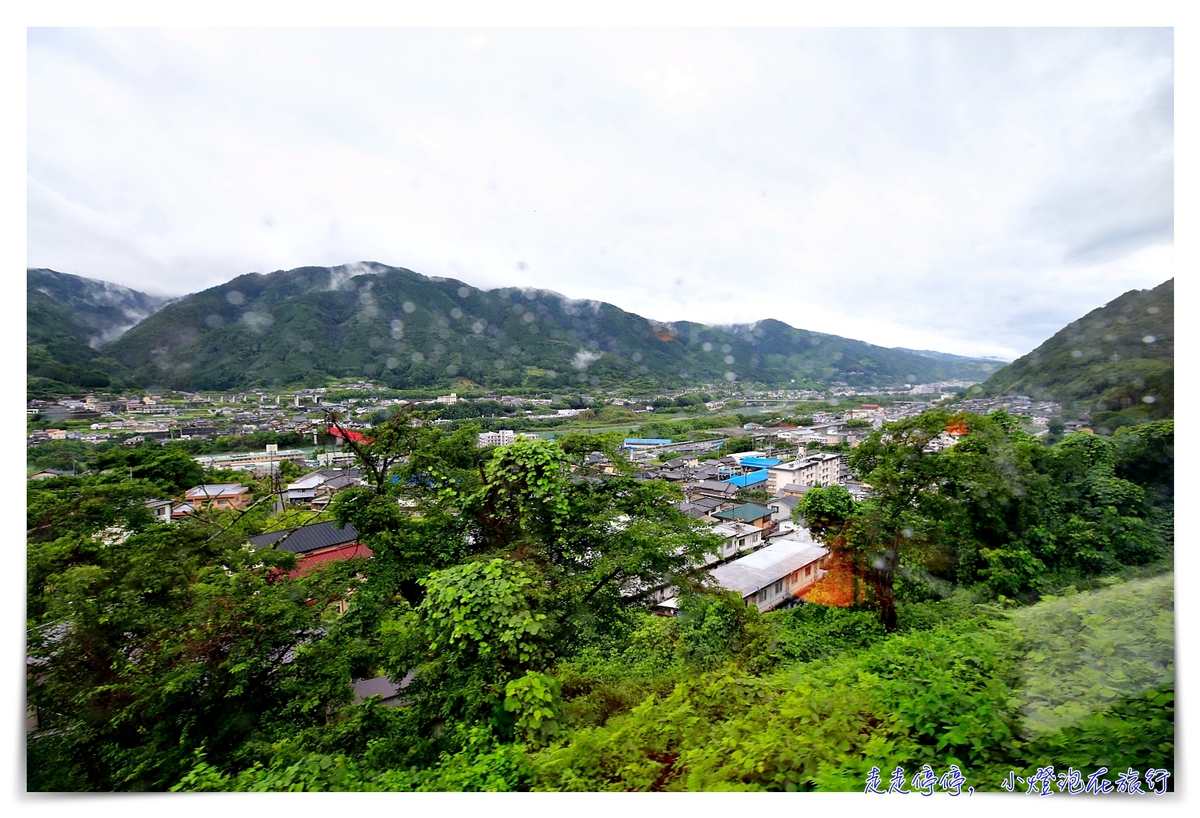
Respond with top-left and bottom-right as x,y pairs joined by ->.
27,27 -> 1172,359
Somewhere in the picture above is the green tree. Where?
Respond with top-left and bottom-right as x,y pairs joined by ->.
795,485 -> 856,540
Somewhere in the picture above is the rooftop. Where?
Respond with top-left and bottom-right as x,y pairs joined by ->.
248,520 -> 361,555
709,536 -> 828,597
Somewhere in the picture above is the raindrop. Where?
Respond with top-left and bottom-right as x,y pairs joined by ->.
725,371 -> 737,382
1071,350 -> 1083,358
411,352 -> 425,363
1143,335 -> 1156,344
457,286 -> 470,298
450,308 -> 463,319
1142,395 -> 1157,404
226,291 -> 245,305
702,342 -> 713,352
632,352 -> 643,362
385,357 -> 399,369
902,527 -> 914,538
446,364 -> 459,375
402,301 -> 416,314
721,344 -> 732,354
472,321 -> 486,334
368,337 -> 382,349
1148,306 -> 1160,314
724,355 -> 736,365
205,314 -> 224,328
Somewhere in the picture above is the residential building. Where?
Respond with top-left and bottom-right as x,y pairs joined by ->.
283,469 -> 364,509
144,499 -> 174,523
712,502 -> 774,530
247,520 -> 372,578
767,494 -> 800,523
478,429 -> 516,447
706,521 -> 765,565
184,483 -> 251,511
708,534 -> 829,612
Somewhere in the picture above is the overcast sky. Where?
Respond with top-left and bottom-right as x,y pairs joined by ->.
27,27 -> 1173,361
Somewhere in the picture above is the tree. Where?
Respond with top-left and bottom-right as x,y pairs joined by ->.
27,480 -> 363,791
795,485 -> 856,541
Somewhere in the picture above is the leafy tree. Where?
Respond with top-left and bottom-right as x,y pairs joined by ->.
795,485 -> 856,540
27,482 -> 364,791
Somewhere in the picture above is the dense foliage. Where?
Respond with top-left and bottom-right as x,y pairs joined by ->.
27,408 -> 1173,792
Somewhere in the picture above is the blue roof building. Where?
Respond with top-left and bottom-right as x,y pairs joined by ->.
739,457 -> 782,469
724,469 -> 769,488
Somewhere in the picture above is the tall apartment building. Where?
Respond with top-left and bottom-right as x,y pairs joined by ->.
767,453 -> 845,494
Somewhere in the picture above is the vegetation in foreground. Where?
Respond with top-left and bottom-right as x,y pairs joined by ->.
27,410 -> 1173,792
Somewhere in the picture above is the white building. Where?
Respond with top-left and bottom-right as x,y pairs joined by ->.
708,532 -> 828,612
704,521 -> 764,566
767,453 -> 844,494
477,429 -> 517,448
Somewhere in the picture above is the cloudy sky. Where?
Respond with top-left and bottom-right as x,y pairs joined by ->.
27,27 -> 1173,361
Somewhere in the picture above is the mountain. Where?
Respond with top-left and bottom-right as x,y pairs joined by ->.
980,278 -> 1173,429
28,269 -> 172,347
98,262 -> 1000,393
894,348 -> 1009,363
27,269 -> 172,396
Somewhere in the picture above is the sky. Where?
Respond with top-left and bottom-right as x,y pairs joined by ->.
27,27 -> 1174,361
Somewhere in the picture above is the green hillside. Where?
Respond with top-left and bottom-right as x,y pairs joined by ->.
27,269 -> 169,397
101,262 -> 1000,392
980,279 -> 1173,429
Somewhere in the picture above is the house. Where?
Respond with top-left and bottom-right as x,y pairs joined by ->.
283,469 -> 363,509
712,502 -> 774,530
145,499 -> 174,523
184,483 -> 251,511
352,671 -> 416,707
708,533 -> 829,612
706,521 -> 765,565
687,479 -> 742,503
248,520 -> 372,578
767,494 -> 800,523
28,468 -> 71,480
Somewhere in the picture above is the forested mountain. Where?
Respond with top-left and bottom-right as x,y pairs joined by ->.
27,269 -> 169,395
28,268 -> 171,346
980,279 -> 1173,429
99,262 -> 1000,392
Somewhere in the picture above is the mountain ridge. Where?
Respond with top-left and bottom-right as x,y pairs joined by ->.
979,278 -> 1173,429
84,262 -> 1001,392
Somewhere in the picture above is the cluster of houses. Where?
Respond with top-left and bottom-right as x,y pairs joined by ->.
135,466 -> 365,525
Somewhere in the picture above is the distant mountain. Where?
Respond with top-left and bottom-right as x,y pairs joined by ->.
894,347 -> 1009,364
27,269 -> 172,396
980,279 -> 1173,429
28,269 -> 172,347
99,262 -> 1001,393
